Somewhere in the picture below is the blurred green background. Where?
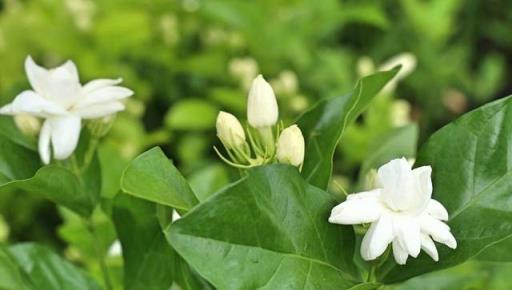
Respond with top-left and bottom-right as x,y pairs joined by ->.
0,0 -> 511,288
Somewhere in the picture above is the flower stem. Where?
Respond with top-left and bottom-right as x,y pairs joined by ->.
85,218 -> 113,290
367,262 -> 377,282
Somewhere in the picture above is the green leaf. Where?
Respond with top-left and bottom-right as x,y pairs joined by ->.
297,67 -> 400,189
381,96 -> 512,282
112,194 -> 174,290
8,243 -> 102,290
120,147 -> 199,211
474,235 -> 512,262
168,165 -> 359,289
0,165 -> 98,217
164,99 -> 219,130
0,247 -> 32,290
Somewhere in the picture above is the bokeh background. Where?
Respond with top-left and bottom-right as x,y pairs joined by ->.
0,0 -> 511,289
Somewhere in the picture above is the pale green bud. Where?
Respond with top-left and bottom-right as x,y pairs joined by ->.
216,111 -> 246,149
276,124 -> 305,167
14,113 -> 40,136
87,115 -> 114,138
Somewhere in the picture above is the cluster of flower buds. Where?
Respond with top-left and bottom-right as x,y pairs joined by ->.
215,75 -> 305,169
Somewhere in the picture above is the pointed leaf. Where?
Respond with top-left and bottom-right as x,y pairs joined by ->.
168,165 -> 359,289
297,67 -> 400,189
120,147 -> 199,211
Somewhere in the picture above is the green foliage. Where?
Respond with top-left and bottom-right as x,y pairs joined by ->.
120,147 -> 199,211
168,165 -> 360,289
298,67 -> 400,189
381,96 -> 512,282
3,243 -> 102,290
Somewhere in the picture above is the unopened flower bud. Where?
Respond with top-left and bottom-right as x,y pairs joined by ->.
276,124 -> 305,167
87,115 -> 115,139
247,75 -> 278,128
216,111 -> 246,149
14,114 -> 40,136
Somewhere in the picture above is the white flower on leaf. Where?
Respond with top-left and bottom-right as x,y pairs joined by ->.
247,75 -> 278,128
329,158 -> 456,265
0,56 -> 133,164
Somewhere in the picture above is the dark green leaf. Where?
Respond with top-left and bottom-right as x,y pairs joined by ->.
168,165 -> 359,290
120,147 -> 199,211
381,96 -> 512,282
297,67 -> 400,189
9,243 -> 101,290
112,194 -> 174,290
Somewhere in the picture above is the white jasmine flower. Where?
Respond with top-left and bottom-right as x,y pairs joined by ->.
216,111 -> 246,149
276,124 -> 305,167
0,56 -> 133,164
247,75 -> 278,128
329,158 -> 456,265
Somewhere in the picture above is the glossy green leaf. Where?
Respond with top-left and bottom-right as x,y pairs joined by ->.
297,67 -> 400,189
9,243 -> 101,290
120,147 -> 199,211
168,165 -> 359,290
381,96 -> 512,282
0,116 -> 37,151
112,194 -> 174,290
474,236 -> 512,262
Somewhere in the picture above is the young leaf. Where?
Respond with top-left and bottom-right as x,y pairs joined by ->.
8,243 -> 102,290
168,165 -> 359,290
297,67 -> 400,189
120,147 -> 199,211
380,96 -> 512,282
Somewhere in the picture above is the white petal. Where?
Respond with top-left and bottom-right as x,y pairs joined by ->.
25,56 -> 50,96
426,199 -> 449,221
420,233 -> 439,261
0,91 -> 67,117
420,216 -> 457,249
392,240 -> 408,265
82,78 -> 122,95
360,214 -> 394,261
329,189 -> 383,225
76,85 -> 133,109
38,120 -> 52,164
48,115 -> 81,160
74,101 -> 125,119
378,158 -> 417,211
44,78 -> 82,108
411,166 -> 433,213
50,60 -> 79,82
394,218 -> 421,258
